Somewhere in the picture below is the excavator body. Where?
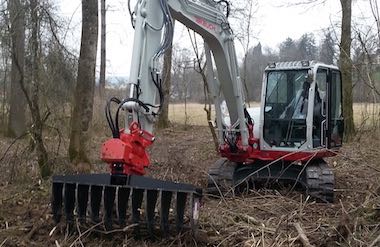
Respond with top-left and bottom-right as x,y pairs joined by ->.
208,61 -> 343,202
51,0 -> 343,239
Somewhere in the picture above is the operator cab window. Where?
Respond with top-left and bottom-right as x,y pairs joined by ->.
313,69 -> 327,147
264,69 -> 309,148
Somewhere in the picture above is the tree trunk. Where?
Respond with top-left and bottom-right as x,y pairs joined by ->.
99,0 -> 106,98
156,45 -> 172,129
339,0 -> 355,140
7,0 -> 26,137
30,0 -> 50,178
69,0 -> 99,166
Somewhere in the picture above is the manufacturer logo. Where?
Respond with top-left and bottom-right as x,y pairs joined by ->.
195,17 -> 216,31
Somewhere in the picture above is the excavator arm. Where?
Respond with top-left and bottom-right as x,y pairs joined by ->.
101,0 -> 253,176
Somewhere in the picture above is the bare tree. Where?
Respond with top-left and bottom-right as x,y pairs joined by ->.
156,45 -> 173,129
28,0 -> 51,178
369,0 -> 380,48
7,0 -> 26,137
319,29 -> 336,64
230,0 -> 257,104
188,30 -> 218,150
99,0 -> 106,97
340,0 -> 355,139
69,0 -> 98,167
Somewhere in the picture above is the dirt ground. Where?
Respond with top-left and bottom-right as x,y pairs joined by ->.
0,124 -> 379,246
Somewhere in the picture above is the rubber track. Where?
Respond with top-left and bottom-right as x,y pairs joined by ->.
206,158 -> 236,196
305,161 -> 334,203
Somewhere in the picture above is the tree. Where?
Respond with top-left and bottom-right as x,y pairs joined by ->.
297,33 -> 317,60
231,0 -> 257,104
69,0 -> 99,166
339,0 -> 355,139
28,0 -> 51,178
156,45 -> 173,129
99,0 -> 106,97
243,43 -> 263,101
7,0 -> 26,137
279,38 -> 298,61
319,30 -> 335,64
188,30 -> 218,149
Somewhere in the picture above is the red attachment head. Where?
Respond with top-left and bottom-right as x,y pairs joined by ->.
101,122 -> 154,175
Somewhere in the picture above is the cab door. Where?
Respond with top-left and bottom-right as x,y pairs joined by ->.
313,68 -> 343,148
326,69 -> 344,148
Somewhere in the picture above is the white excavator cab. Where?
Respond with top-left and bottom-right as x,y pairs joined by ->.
259,61 -> 344,152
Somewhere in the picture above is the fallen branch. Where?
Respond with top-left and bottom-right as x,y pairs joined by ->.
0,132 -> 28,163
0,238 -> 7,247
293,222 -> 314,247
369,234 -> 380,247
26,205 -> 49,240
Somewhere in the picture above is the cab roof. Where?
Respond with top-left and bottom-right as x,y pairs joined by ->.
265,60 -> 339,71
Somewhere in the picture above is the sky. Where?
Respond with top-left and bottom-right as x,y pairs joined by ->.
58,0 -> 374,77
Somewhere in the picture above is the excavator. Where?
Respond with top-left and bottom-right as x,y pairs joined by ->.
52,0 -> 344,238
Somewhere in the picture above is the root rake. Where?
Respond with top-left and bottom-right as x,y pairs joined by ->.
52,173 -> 202,238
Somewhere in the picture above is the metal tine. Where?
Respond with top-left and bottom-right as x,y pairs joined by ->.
131,188 -> 144,238
64,183 -> 76,226
90,185 -> 103,223
117,187 -> 130,227
146,190 -> 158,237
52,182 -> 63,223
175,192 -> 187,233
104,186 -> 116,230
190,193 -> 200,231
160,190 -> 172,237
77,184 -> 89,224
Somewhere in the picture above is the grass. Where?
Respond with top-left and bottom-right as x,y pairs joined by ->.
169,102 -> 380,128
353,103 -> 380,127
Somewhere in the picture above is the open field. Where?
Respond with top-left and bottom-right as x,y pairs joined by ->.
169,102 -> 380,127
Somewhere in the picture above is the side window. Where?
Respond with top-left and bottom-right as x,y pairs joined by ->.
316,69 -> 327,104
313,69 -> 328,147
331,71 -> 342,119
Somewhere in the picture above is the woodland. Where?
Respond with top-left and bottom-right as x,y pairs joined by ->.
0,0 -> 379,246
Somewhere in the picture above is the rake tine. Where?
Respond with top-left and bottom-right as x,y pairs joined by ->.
52,182 -> 63,223
77,184 -> 89,224
190,193 -> 201,231
117,187 -> 130,227
90,185 -> 103,223
131,188 -> 144,238
176,192 -> 187,233
160,191 -> 172,237
104,186 -> 116,230
146,190 -> 158,237
64,183 -> 76,227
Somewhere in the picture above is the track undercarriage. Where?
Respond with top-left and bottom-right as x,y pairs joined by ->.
207,158 -> 334,203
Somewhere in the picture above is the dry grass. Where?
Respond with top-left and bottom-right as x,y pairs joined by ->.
168,102 -> 261,126
169,102 -> 380,128
353,103 -> 380,128
0,101 -> 379,246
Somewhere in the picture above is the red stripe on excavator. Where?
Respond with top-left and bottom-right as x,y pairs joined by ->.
220,147 -> 335,163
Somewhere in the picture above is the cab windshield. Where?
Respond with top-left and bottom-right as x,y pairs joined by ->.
263,70 -> 309,147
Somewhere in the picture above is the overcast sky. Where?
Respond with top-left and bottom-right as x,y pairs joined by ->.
58,0 -> 374,77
